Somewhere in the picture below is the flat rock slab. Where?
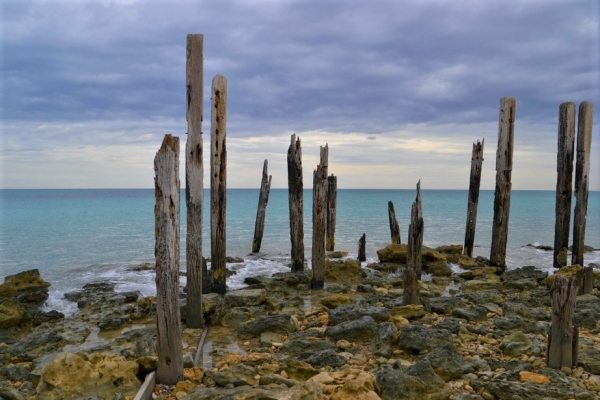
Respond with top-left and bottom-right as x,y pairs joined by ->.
237,313 -> 295,339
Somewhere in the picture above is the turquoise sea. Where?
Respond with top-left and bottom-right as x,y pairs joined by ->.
1,189 -> 599,315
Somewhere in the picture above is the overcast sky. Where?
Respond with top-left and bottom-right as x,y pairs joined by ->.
2,0 -> 599,190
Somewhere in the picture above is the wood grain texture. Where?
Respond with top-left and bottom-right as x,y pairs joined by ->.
464,139 -> 484,257
154,134 -> 183,384
546,275 -> 577,370
388,201 -> 401,245
311,145 -> 328,290
211,75 -> 228,295
407,181 -> 423,279
326,174 -> 337,251
252,160 -> 272,253
358,233 -> 366,262
287,134 -> 305,272
185,34 -> 204,328
490,97 -> 516,273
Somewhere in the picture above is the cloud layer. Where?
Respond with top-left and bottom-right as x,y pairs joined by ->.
2,0 -> 599,189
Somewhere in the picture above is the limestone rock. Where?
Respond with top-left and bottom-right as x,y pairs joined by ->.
397,324 -> 453,354
370,322 -> 398,358
326,315 -> 379,342
237,313 -> 296,339
376,244 -> 408,263
224,288 -> 266,307
435,245 -> 463,254
0,298 -> 25,328
390,304 -> 425,319
499,331 -> 534,357
0,269 -> 50,299
325,259 -> 362,283
328,303 -> 390,326
423,343 -> 465,381
320,293 -> 352,309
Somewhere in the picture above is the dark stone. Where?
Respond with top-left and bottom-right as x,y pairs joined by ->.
98,316 -> 126,331
212,364 -> 256,387
502,266 -> 548,282
397,324 -> 453,354
271,271 -> 311,286
237,313 -> 295,339
1,365 -> 30,381
406,359 -> 446,389
422,343 -> 465,381
326,315 -> 379,342
298,349 -> 347,369
356,284 -> 374,293
429,297 -> 462,314
371,322 -> 398,358
281,339 -> 335,357
461,290 -> 504,305
328,303 -> 390,325
574,309 -> 600,330
259,374 -> 296,388
374,364 -> 427,400
435,317 -> 461,334
493,316 -> 527,331
452,306 -> 488,322
31,310 -> 64,325
6,329 -> 63,357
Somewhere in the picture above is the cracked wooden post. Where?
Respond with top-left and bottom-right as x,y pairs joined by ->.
404,181 -> 423,305
388,201 -> 401,245
490,97 -> 516,273
546,275 -> 578,370
464,139 -> 484,258
577,266 -> 594,295
326,174 -> 337,251
553,102 -> 576,269
252,160 -> 272,253
154,134 -> 183,385
287,134 -> 305,272
311,145 -> 328,290
358,233 -> 366,262
185,34 -> 204,328
210,75 -> 227,295
572,101 -> 594,266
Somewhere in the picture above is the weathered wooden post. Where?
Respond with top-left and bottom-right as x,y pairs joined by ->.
404,181 -> 423,305
553,102 -> 576,268
185,34 -> 204,328
311,145 -> 329,290
326,174 -> 337,251
572,101 -> 594,266
463,139 -> 484,257
490,97 -> 516,273
577,266 -> 594,295
211,75 -> 228,295
546,275 -> 578,370
388,201 -> 401,245
252,160 -> 272,253
287,134 -> 305,272
154,134 -> 183,384
358,233 -> 366,262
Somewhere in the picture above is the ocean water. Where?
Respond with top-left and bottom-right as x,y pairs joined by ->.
1,189 -> 599,315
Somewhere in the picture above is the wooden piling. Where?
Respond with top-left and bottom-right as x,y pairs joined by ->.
358,233 -> 366,262
546,275 -> 578,370
252,160 -> 272,253
577,266 -> 594,296
572,102 -> 594,266
326,174 -> 337,251
463,139 -> 484,257
553,102 -> 576,268
388,201 -> 401,245
407,181 -> 424,278
490,97 -> 516,273
185,34 -> 204,328
154,134 -> 183,384
287,134 -> 305,272
210,75 -> 228,295
311,145 -> 329,290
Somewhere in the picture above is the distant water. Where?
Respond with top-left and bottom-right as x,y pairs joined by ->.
1,189 -> 599,315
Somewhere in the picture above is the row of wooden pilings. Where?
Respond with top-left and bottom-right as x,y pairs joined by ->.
152,33 -> 595,384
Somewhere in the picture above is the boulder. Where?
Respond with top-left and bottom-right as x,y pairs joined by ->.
462,277 -> 502,293
406,359 -> 446,390
325,259 -> 362,284
298,349 -> 347,369
328,303 -> 390,325
282,339 -> 336,357
499,331 -> 534,357
370,322 -> 398,358
377,244 -> 408,263
320,293 -> 352,309
502,266 -> 548,283
223,289 -> 266,307
452,305 -> 489,322
0,298 -> 25,328
326,316 -> 379,342
397,324 -> 453,354
435,245 -> 463,254
456,255 -> 480,270
237,313 -> 296,339
390,304 -> 425,320
546,264 -> 581,288
422,343 -> 465,381
0,269 -> 50,299
426,262 -> 452,277
374,364 -> 427,400
212,364 -> 257,387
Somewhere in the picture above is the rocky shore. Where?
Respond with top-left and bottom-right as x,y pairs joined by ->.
1,245 -> 600,400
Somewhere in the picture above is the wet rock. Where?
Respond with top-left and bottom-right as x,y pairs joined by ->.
320,293 -> 352,309
397,324 -> 453,354
328,303 -> 389,325
503,301 -> 550,321
436,245 -> 463,254
272,271 -> 311,286
499,331 -> 534,357
370,322 -> 398,358
422,343 -> 465,381
426,262 -> 452,277
502,266 -> 548,282
326,315 -> 379,342
237,313 -> 295,339
504,278 -> 538,291
327,251 -> 348,259
452,305 -> 488,322
223,289 -> 266,308
298,349 -> 347,369
0,269 -> 50,299
377,244 -> 408,263
6,329 -> 63,357
325,258 -> 362,283
0,299 -> 25,328
98,316 -> 127,331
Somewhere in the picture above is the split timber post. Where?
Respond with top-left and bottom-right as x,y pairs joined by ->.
553,102 -> 576,268
404,180 -> 423,306
490,97 -> 516,274
388,201 -> 401,245
252,160 -> 272,253
287,134 -> 305,272
358,233 -> 366,262
311,145 -> 329,290
185,34 -> 204,328
572,102 -> 594,266
154,134 -> 183,384
210,75 -> 228,295
577,266 -> 594,295
326,174 -> 337,251
463,139 -> 484,257
546,275 -> 578,370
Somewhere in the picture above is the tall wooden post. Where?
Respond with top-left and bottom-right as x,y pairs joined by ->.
154,134 -> 183,384
546,275 -> 578,370
490,97 -> 516,273
388,201 -> 401,244
326,174 -> 337,251
464,139 -> 484,257
287,134 -> 305,272
572,102 -> 594,266
404,181 -> 423,306
185,34 -> 204,328
311,145 -> 328,290
358,233 -> 366,262
553,102 -> 576,268
252,160 -> 272,253
210,75 -> 228,295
